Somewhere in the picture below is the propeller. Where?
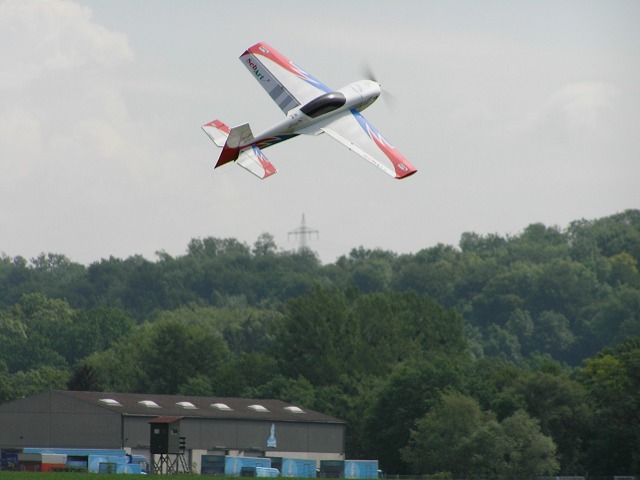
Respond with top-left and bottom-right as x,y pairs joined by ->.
361,62 -> 397,109
361,62 -> 379,84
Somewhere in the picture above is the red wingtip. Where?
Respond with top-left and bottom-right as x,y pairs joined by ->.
396,168 -> 417,179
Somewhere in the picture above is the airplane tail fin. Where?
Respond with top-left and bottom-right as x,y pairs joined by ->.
201,120 -> 276,179
202,120 -> 253,168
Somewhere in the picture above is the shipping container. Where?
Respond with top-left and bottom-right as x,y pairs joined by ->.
320,460 -> 344,478
225,456 -> 272,476
88,454 -> 129,473
344,460 -> 379,479
18,453 -> 42,472
202,455 -> 226,475
7,448 -> 141,474
41,453 -> 67,472
282,458 -> 317,478
1,448 -> 22,471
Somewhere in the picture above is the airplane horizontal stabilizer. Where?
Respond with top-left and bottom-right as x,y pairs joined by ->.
237,145 -> 277,179
202,119 -> 230,147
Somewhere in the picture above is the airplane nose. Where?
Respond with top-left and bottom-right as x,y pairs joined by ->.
371,83 -> 382,100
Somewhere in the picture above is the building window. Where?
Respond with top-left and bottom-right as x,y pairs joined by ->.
284,406 -> 305,414
248,404 -> 269,413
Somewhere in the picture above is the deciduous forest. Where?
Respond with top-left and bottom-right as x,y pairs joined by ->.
1,210 -> 639,477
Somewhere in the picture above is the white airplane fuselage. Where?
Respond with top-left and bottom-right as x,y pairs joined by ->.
249,80 -> 381,147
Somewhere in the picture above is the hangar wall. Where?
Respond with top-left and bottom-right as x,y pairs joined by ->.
0,391 -> 346,469
0,392 -> 122,448
123,416 -> 344,455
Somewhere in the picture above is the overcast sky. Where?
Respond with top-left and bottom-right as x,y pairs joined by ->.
1,0 -> 638,265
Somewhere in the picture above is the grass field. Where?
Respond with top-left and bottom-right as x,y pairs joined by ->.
0,474 -> 205,480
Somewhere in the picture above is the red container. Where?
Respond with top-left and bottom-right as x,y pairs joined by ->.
42,463 -> 66,472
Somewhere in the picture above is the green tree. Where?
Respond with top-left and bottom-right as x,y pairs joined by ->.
498,410 -> 560,478
0,361 -> 12,403
402,393 -> 485,475
516,371 -> 590,472
362,358 -> 466,474
79,320 -> 231,394
403,395 -> 559,479
532,310 -> 575,359
141,320 -> 231,394
0,293 -> 72,372
470,262 -> 537,327
609,252 -> 640,287
214,352 -> 279,396
67,364 -> 101,391
273,287 -> 355,386
79,341 -> 143,393
579,338 -> 640,474
62,307 -> 134,365
178,374 -> 215,396
3,365 -> 70,402
331,248 -> 396,293
484,324 -> 523,362
252,232 -> 278,257
584,286 -> 640,353
465,357 -> 527,420
393,260 -> 457,307
507,223 -> 568,264
246,374 -> 316,407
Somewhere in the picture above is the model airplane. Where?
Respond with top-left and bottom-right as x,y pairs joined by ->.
202,42 -> 417,180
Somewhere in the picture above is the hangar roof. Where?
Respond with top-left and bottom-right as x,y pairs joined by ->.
52,391 -> 345,424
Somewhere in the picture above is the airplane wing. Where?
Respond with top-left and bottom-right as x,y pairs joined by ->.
240,42 -> 332,114
321,110 -> 417,179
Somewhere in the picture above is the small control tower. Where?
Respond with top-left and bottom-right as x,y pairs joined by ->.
149,416 -> 189,474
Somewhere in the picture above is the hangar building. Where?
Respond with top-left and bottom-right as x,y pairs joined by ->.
0,390 -> 346,473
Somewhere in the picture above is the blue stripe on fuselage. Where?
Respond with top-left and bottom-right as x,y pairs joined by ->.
253,134 -> 299,150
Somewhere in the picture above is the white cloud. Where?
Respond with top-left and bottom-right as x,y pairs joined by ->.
0,108 -> 44,182
0,0 -> 136,176
0,0 -> 133,85
527,82 -> 616,141
0,0 -> 143,259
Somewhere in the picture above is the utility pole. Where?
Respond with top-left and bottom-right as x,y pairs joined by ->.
288,214 -> 319,251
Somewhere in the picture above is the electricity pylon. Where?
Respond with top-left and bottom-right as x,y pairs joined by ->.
288,214 -> 319,251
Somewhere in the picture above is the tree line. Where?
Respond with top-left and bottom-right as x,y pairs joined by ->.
0,209 -> 639,476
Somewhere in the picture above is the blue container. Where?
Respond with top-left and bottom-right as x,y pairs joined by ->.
225,456 -> 272,476
281,458 -> 316,478
88,455 -> 128,473
344,460 -> 379,479
1,448 -> 22,471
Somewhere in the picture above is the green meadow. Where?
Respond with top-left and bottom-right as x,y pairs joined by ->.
0,474 -> 195,480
